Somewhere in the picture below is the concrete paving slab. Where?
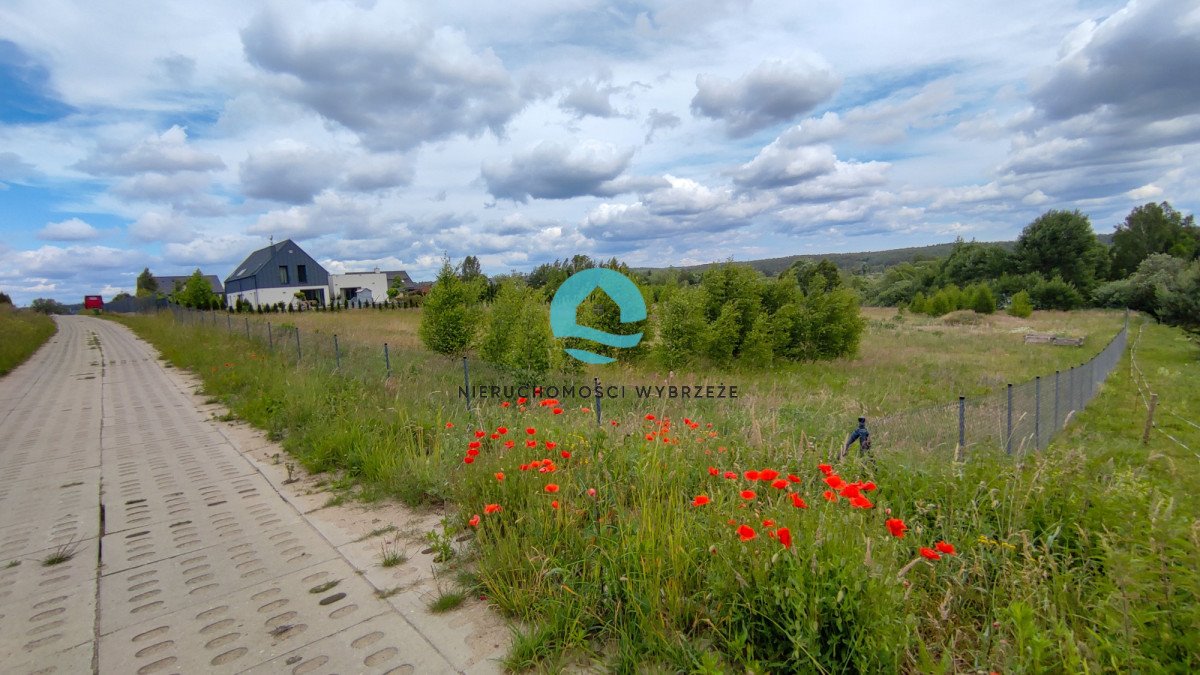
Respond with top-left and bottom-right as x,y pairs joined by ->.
4,637 -> 95,675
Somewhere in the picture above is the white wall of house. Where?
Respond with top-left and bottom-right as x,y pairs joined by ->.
329,272 -> 388,303
228,286 -> 328,309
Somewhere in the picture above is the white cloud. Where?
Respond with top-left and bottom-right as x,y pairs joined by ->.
691,58 -> 840,137
76,125 -> 224,176
38,217 -> 100,241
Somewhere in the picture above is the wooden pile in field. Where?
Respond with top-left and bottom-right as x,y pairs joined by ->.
1023,332 -> 1084,346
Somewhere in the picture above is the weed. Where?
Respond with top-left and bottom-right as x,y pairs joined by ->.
428,590 -> 466,613
353,525 -> 397,543
424,527 -> 455,563
375,586 -> 403,599
42,540 -> 79,566
4,560 -> 19,569
379,543 -> 407,568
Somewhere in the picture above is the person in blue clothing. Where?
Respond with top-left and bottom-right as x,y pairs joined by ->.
842,417 -> 871,459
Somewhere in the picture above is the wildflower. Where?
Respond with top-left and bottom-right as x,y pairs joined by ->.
463,456 -> 475,464
610,420 -> 618,426
759,469 -> 779,482
587,488 -> 596,497
500,401 -> 511,408
504,440 -> 515,449
545,441 -> 558,449
468,514 -> 480,527
818,463 -> 833,476
519,464 -> 529,471
552,408 -> 563,415
474,430 -> 486,439
494,472 -> 505,481
467,448 -> 479,457
468,441 -> 481,450
581,407 -> 590,413
861,481 -> 877,492
645,413 -> 656,421
740,490 -> 756,501
822,490 -> 837,502
850,496 -> 874,509
551,500 -> 559,509
824,475 -> 848,491
789,493 -> 808,509
526,427 -> 537,435
526,440 -> 537,448
692,495 -> 710,507
919,547 -> 941,561
545,483 -> 559,493
885,518 -> 908,539
762,519 -> 774,527
490,433 -> 500,440
484,503 -> 501,514
777,527 -> 793,549
497,426 -> 508,435
445,422 -> 454,429
935,541 -> 956,556
737,524 -> 756,541
839,484 -> 861,499
771,479 -> 789,490
744,470 -> 760,481
517,397 -> 528,404
708,466 -> 719,476
723,471 -> 737,480
727,519 -> 736,526
787,474 -> 801,483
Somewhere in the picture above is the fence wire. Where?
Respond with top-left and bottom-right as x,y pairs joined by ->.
166,305 -> 1129,459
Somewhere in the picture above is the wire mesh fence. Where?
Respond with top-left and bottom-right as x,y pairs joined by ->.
871,317 -> 1128,457
166,305 -> 1129,459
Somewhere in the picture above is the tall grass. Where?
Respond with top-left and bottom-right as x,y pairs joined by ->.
111,309 -> 1199,671
0,306 -> 56,375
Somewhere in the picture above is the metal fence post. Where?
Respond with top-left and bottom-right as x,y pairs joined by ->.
958,396 -> 965,449
1035,376 -> 1041,451
227,314 -> 232,332
1006,383 -> 1013,454
334,334 -> 340,370
1054,370 -> 1060,431
244,317 -> 250,340
462,357 -> 471,410
594,377 -> 603,426
384,343 -> 391,377
267,322 -> 273,351
295,328 -> 301,361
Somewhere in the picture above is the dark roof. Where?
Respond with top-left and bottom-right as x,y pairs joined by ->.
226,240 -> 292,283
152,274 -> 224,294
384,270 -> 413,286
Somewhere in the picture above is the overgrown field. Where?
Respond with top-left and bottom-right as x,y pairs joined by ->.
0,306 -> 56,376
111,308 -> 1199,672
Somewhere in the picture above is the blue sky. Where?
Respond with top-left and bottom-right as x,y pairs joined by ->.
1,0 -> 1198,306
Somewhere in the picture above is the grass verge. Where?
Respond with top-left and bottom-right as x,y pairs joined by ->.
0,306 -> 56,376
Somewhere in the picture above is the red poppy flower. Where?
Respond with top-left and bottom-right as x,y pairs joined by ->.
610,420 -> 618,426
474,430 -> 486,439
935,541 -> 956,555
490,433 -> 500,440
560,450 -> 571,459
552,408 -> 563,415
824,475 -> 848,490
759,469 -> 779,482
771,479 -> 789,490
777,527 -> 793,549
885,518 -> 907,538
737,524 -> 756,541
822,490 -> 837,502
517,397 -> 527,404
544,483 -> 559,493
861,481 -> 877,492
723,471 -> 737,480
467,448 -> 479,457
762,519 -> 774,527
850,495 -> 873,509
445,422 -> 454,429
468,514 -> 480,527
818,463 -> 833,476
551,500 -> 559,509
744,470 -> 760,480
740,490 -> 756,500
526,440 -> 537,448
587,488 -> 596,497
500,401 -> 511,408
463,456 -> 475,464
839,484 -> 861,499
787,474 -> 801,483
919,547 -> 941,560
519,464 -> 529,471
645,413 -> 656,421
545,441 -> 557,449
692,495 -> 710,507
494,472 -> 505,481
468,441 -> 482,449
708,466 -> 719,476
645,433 -> 655,441
504,440 -> 515,449
526,427 -> 536,435
789,493 -> 808,509
497,426 -> 508,435
484,503 -> 501,514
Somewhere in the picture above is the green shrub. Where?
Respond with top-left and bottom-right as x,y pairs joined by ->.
1007,290 -> 1034,317
418,260 -> 478,356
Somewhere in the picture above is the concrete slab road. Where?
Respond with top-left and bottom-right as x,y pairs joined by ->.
0,316 -> 462,674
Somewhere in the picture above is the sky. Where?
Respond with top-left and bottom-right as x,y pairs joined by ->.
1,0 -> 1198,306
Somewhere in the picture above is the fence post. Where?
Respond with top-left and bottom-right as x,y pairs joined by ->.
244,317 -> 250,340
334,334 -> 340,370
267,322 -> 273,351
957,395 -> 965,450
1142,394 -> 1158,445
594,377 -> 603,426
462,357 -> 471,410
1006,383 -> 1013,454
384,343 -> 391,377
1035,376 -> 1041,451
295,328 -> 302,361
227,314 -> 232,332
